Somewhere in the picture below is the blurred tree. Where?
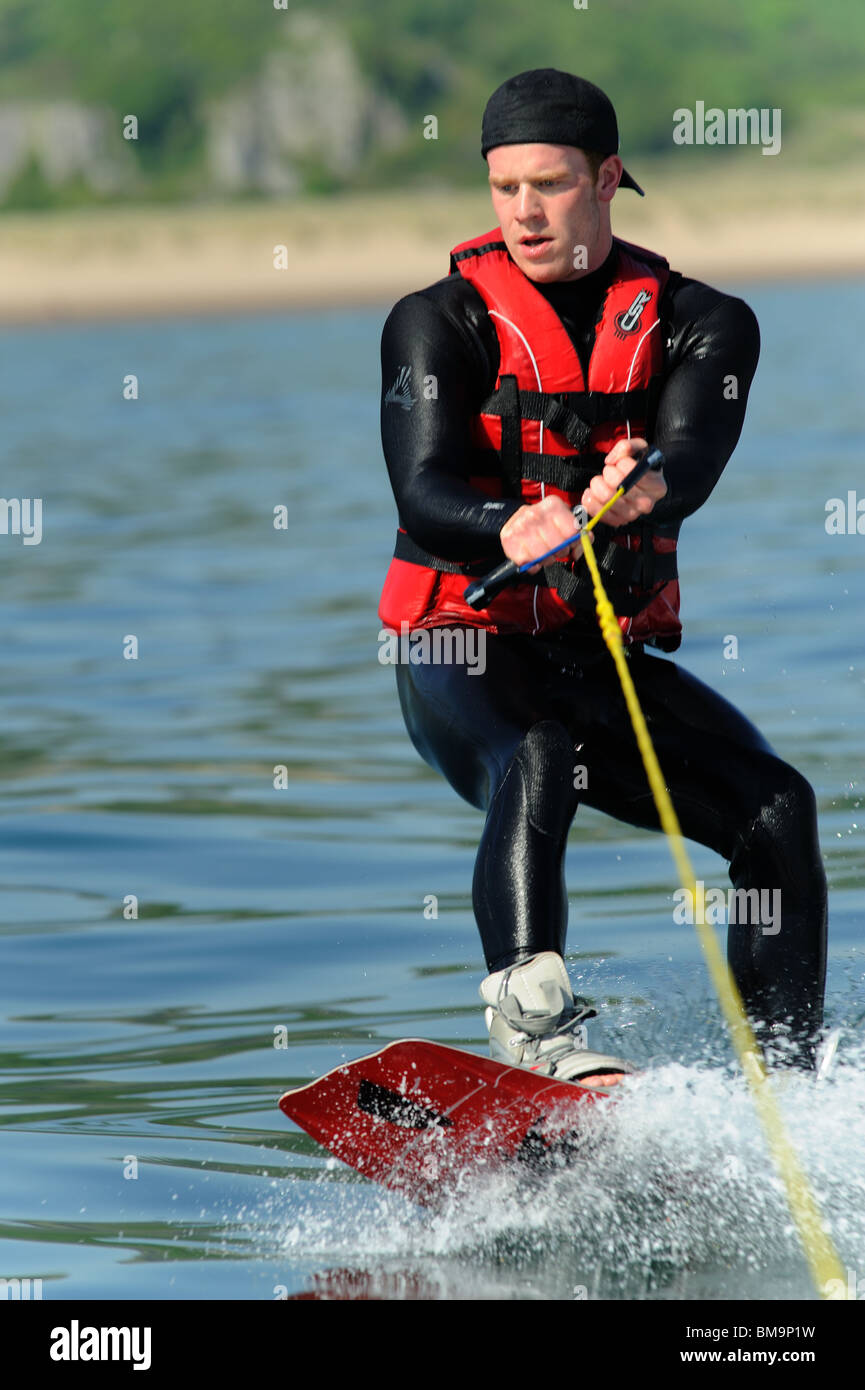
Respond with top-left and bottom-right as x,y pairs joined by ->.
0,0 -> 862,206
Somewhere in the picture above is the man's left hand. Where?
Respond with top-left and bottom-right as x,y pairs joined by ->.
581,437 -> 667,527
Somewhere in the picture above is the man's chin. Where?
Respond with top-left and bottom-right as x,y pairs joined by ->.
518,258 -> 566,283
510,246 -> 567,282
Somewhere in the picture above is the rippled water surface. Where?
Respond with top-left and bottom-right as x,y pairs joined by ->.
1,282 -> 863,1300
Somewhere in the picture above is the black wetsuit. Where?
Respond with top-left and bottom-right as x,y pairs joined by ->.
380,243 -> 827,1062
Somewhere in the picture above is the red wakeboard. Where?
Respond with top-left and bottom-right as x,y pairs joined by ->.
279,1039 -> 617,1205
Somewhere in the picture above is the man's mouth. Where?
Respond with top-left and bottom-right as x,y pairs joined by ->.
518,234 -> 553,260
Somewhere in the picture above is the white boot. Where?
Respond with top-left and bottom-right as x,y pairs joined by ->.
480,952 -> 636,1088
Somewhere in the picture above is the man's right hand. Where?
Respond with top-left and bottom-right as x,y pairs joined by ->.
499,495 -> 584,574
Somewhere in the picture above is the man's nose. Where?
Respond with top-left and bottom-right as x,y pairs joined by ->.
515,184 -> 543,220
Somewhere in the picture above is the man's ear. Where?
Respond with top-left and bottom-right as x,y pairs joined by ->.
596,155 -> 623,204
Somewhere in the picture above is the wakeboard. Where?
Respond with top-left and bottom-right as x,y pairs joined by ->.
279,1038 -> 621,1205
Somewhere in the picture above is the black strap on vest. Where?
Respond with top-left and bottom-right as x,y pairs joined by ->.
393,529 -> 512,579
496,375 -> 522,497
638,521 -> 656,588
517,455 -> 596,492
393,525 -> 677,612
543,528 -> 677,616
467,448 -> 595,488
468,447 -> 597,492
478,381 -> 664,452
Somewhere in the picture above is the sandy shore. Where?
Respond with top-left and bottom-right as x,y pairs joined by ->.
1,160 -> 863,324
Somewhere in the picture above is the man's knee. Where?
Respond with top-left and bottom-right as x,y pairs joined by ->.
505,720 -> 580,835
751,760 -> 819,843
732,757 -> 825,893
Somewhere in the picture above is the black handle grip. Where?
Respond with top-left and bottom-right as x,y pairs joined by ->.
618,445 -> 664,494
463,558 -> 519,611
463,447 -> 665,612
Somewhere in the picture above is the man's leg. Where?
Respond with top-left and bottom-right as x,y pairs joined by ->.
472,718 -> 581,968
578,649 -> 827,1063
395,632 -> 827,1063
395,630 -> 636,1085
395,633 -> 582,969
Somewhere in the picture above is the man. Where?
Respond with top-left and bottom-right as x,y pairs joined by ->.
378,69 -> 826,1086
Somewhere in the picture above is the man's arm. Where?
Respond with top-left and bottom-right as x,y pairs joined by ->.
380,283 -> 523,561
381,275 -> 760,563
647,284 -> 761,524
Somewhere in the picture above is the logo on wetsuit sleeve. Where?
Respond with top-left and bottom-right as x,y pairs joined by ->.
384,365 -> 417,411
614,290 -> 653,339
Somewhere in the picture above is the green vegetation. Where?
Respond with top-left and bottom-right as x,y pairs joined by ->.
1,0 -> 863,208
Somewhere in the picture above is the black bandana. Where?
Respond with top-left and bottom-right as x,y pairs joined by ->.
481,69 -> 644,195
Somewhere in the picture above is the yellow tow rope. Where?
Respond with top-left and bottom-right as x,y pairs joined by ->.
575,495 -> 846,1299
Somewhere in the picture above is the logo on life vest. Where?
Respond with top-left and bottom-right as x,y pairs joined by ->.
614,289 -> 653,338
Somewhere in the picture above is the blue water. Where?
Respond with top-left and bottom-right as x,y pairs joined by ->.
1,281 -> 863,1301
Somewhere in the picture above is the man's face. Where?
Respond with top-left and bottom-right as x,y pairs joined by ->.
487,143 -> 614,282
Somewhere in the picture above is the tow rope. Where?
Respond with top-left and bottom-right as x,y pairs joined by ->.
577,517 -> 846,1300
463,448 -> 846,1295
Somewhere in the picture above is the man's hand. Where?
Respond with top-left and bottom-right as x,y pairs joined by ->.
498,440 -> 666,573
499,495 -> 583,574
581,437 -> 667,527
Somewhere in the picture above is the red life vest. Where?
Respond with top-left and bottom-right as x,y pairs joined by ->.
379,230 -> 682,650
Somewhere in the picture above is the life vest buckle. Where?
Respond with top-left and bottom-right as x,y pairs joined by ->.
539,395 -> 592,451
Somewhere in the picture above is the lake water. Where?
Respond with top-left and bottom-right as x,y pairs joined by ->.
1,278 -> 863,1302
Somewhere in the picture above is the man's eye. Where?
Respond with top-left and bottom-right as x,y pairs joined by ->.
494,180 -> 557,192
